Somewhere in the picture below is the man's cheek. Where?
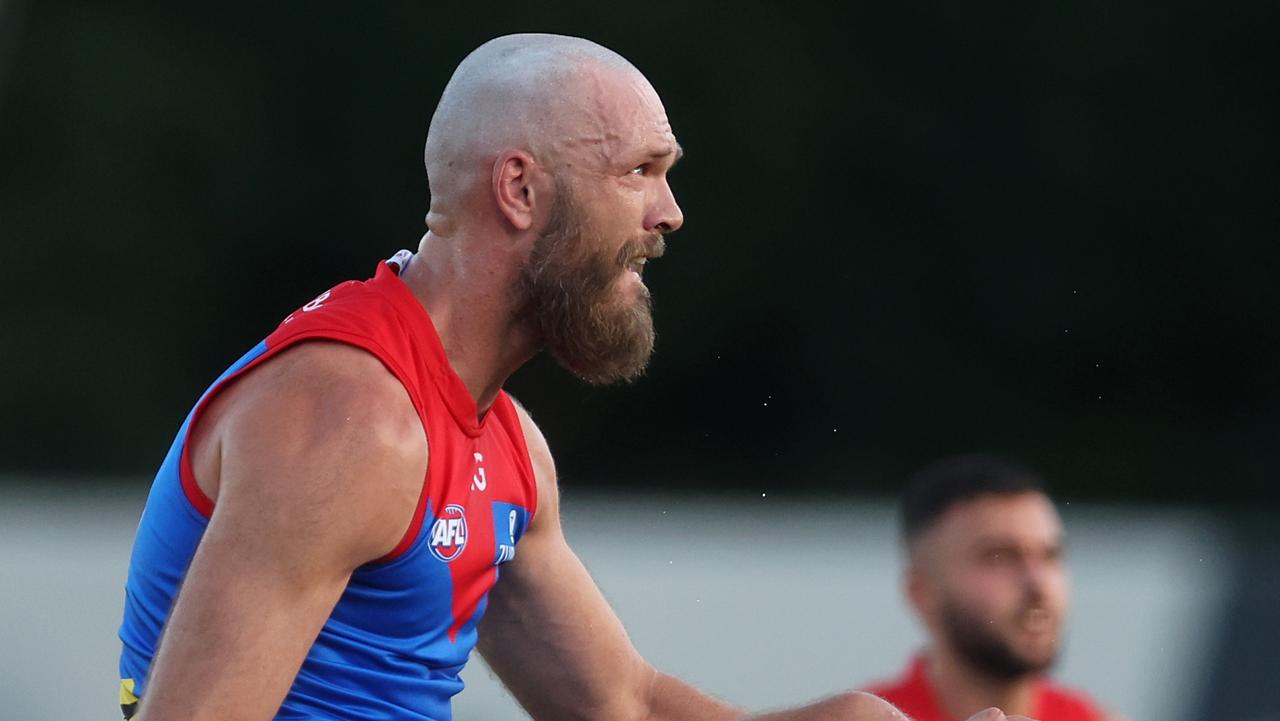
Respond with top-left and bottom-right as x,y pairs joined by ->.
961,573 -> 1019,616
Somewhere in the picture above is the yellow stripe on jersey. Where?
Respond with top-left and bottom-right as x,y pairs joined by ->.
120,678 -> 139,719
120,678 -> 138,705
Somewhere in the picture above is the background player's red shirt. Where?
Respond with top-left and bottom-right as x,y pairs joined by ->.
865,655 -> 1106,721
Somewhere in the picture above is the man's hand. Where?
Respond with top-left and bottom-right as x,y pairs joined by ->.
743,691 -> 907,720
743,694 -> 1040,721
964,709 -> 1037,721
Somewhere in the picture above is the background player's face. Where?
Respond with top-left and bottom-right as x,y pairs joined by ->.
518,68 -> 682,385
910,492 -> 1069,680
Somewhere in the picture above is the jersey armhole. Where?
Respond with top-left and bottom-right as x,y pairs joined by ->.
372,399 -> 434,564
496,393 -> 540,524
178,333 -> 433,566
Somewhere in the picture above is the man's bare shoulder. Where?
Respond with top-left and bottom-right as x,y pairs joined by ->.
506,396 -> 553,473
196,340 -> 427,563
218,341 -> 423,457
504,395 -> 559,523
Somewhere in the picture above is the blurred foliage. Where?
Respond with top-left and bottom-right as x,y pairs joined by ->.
1,1 -> 1276,505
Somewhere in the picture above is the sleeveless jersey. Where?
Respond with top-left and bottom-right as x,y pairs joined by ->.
865,654 -> 1106,721
117,252 -> 539,721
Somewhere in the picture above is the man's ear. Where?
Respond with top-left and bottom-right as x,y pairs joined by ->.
492,150 -> 540,231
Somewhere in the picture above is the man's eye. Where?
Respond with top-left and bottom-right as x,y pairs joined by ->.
982,550 -> 1010,564
629,165 -> 646,176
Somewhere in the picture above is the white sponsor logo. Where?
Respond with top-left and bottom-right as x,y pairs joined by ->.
302,290 -> 331,312
496,509 -> 519,564
428,504 -> 468,562
283,290 -> 331,324
471,452 -> 487,491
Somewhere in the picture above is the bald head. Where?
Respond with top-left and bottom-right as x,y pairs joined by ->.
424,34 -> 666,232
411,35 -> 684,388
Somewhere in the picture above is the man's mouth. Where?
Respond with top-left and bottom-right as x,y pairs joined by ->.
1016,607 -> 1054,635
624,238 -> 666,276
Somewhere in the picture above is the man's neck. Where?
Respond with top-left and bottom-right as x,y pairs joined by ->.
400,232 -> 539,416
925,647 -> 1038,720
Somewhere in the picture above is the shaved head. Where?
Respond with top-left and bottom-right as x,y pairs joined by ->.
424,34 -> 655,228
417,34 -> 682,386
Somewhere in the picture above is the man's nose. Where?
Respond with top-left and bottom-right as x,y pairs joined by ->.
1021,558 -> 1053,594
646,179 -> 683,234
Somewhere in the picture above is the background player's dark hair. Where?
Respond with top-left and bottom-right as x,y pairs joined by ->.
900,454 -> 1048,546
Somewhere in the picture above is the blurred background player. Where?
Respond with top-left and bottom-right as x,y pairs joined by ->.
864,455 -> 1115,721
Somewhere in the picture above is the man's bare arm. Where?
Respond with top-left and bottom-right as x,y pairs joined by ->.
477,404 -> 937,721
135,343 -> 426,721
476,404 -> 734,721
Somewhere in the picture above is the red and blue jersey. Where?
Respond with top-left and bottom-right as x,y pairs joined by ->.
118,252 -> 539,721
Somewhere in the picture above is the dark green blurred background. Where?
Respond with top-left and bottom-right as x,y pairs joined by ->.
2,1 -> 1276,505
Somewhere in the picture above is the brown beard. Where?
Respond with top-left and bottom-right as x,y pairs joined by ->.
518,178 -> 663,385
939,593 -> 1059,681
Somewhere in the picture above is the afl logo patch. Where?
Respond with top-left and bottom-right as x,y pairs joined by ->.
429,504 -> 468,562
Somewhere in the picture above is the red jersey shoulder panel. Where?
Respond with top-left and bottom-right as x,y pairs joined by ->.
865,656 -> 949,721
1032,681 -> 1107,721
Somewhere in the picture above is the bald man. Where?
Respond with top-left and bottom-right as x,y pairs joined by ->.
116,35 -> 1030,721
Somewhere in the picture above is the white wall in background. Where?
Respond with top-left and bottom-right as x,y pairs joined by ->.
0,484 -> 1235,721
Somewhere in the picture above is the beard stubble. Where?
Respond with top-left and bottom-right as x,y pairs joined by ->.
938,593 -> 1059,681
517,179 -> 663,385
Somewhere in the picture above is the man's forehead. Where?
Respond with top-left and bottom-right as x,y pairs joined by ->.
914,493 -> 1059,546
648,140 -> 684,159
946,494 -> 1062,539
565,66 -> 676,160
554,126 -> 677,169
967,528 -> 1065,550
613,116 -> 679,165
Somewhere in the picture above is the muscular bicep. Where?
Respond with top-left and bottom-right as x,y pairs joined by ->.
474,402 -> 649,720
136,344 -> 425,721
138,504 -> 356,719
478,511 -> 655,721
478,403 -> 742,721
